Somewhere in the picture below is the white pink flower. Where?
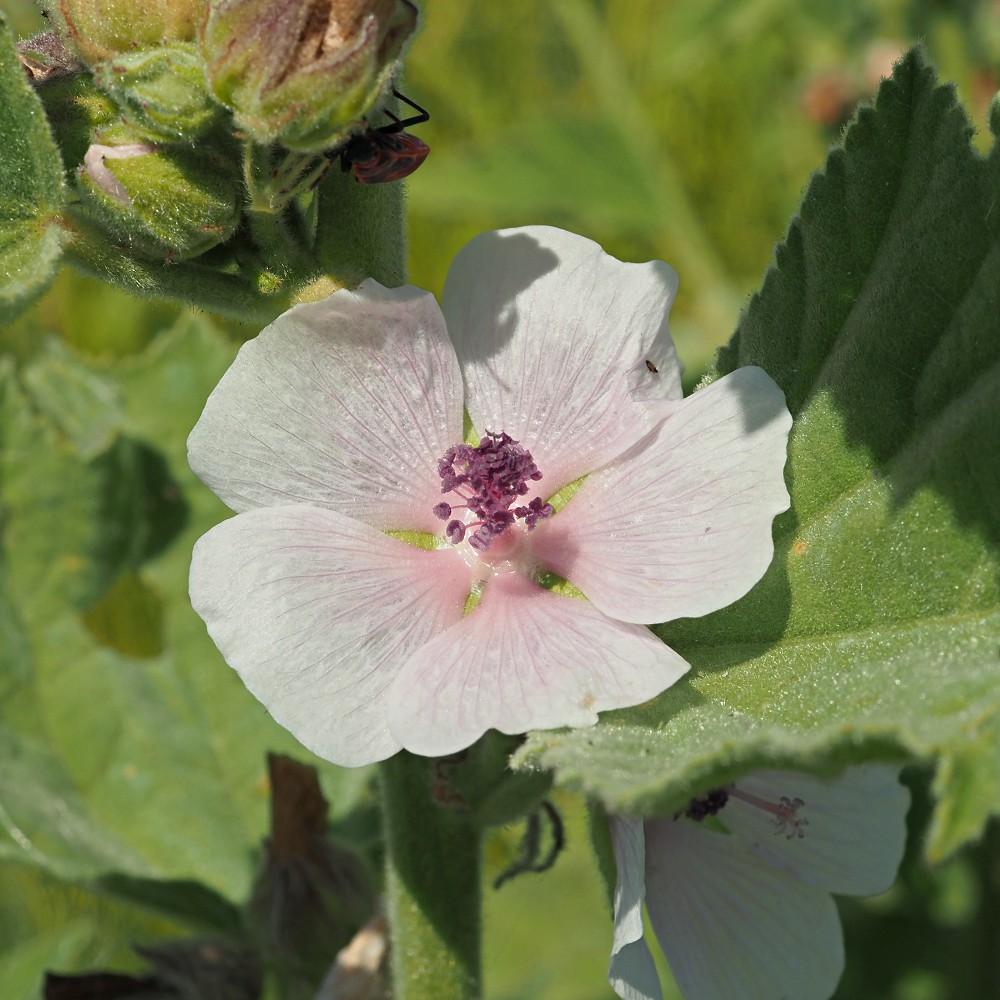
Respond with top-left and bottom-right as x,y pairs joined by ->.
608,765 -> 910,1000
187,226 -> 792,766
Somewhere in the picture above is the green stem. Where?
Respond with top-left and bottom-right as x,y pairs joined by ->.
380,752 -> 482,1000
63,211 -> 298,323
313,165 -> 407,288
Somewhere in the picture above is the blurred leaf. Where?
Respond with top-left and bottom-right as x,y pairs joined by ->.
0,360 -> 128,612
0,721 -> 148,877
413,114 -> 657,230
518,48 -> 1000,864
1,361 -> 187,613
23,339 -> 124,460
95,874 -> 242,934
0,919 -> 118,1000
81,570 -> 165,659
0,315 -> 373,899
0,13 -> 68,324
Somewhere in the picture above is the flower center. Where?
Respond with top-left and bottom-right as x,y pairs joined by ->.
682,785 -> 809,839
433,431 -> 553,553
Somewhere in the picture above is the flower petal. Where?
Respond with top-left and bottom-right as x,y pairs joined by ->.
386,572 -> 688,757
530,366 -> 792,624
643,818 -> 844,1000
722,766 -> 910,896
188,281 -> 464,532
442,226 -> 682,493
189,506 -> 471,766
608,816 -> 664,1000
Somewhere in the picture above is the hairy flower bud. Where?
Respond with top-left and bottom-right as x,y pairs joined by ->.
92,44 -> 223,142
54,0 -> 208,65
76,130 -> 240,259
201,0 -> 418,151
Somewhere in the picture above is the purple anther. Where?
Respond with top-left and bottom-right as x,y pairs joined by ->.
433,502 -> 452,520
445,520 -> 466,544
433,430 -> 553,552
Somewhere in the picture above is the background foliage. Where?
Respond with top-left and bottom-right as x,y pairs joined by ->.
2,1 -> 1000,999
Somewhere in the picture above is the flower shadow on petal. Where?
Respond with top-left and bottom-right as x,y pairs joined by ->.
444,231 -> 560,364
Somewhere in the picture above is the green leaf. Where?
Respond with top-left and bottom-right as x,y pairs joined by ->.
95,873 -> 243,933
517,48 -> 1000,863
0,315 -> 373,898
22,339 -> 124,460
0,358 -> 186,614
0,721 -> 148,878
0,861 -> 190,1000
0,14 -> 68,323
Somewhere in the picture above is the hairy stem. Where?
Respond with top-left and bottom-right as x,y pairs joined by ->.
380,752 -> 482,1000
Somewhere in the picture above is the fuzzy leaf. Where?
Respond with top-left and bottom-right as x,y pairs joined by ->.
0,14 -> 68,323
517,48 -> 1000,863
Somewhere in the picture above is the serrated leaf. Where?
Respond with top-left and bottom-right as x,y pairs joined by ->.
0,14 -> 68,323
517,48 -> 1000,863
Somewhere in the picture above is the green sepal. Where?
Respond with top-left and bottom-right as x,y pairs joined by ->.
0,14 -> 69,324
92,43 -> 225,143
63,213 -> 301,322
437,733 -> 554,829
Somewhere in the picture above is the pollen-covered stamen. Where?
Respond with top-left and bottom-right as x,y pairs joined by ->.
729,787 -> 809,840
433,431 -> 553,551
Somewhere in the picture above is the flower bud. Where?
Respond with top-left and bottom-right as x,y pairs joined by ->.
92,44 -> 223,142
76,130 -> 240,259
54,0 -> 207,65
201,0 -> 418,151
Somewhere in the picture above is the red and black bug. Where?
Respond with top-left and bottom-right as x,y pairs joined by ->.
338,89 -> 430,184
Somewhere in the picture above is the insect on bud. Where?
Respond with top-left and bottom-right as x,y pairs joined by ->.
200,0 -> 419,151
53,0 -> 207,65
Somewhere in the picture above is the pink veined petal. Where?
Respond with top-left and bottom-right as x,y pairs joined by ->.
187,281 -> 464,533
441,226 -> 683,494
189,506 -> 471,767
385,571 -> 689,757
608,816 -> 664,1000
722,766 -> 910,897
643,817 -> 844,1000
530,366 -> 792,624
